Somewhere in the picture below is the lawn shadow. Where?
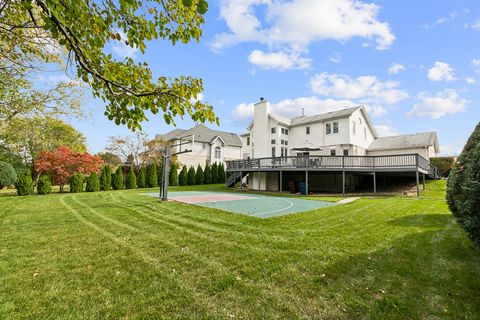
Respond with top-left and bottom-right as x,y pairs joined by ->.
388,214 -> 454,228
313,228 -> 480,319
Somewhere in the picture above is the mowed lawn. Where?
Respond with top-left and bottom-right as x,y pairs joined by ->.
1,182 -> 480,319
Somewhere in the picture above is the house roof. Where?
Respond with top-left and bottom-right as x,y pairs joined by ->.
368,132 -> 439,152
290,106 -> 362,126
155,124 -> 242,147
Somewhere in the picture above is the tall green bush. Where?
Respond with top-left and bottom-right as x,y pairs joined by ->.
99,165 -> 112,191
218,163 -> 225,183
37,174 -> 52,195
112,167 -> 124,190
196,165 -> 204,185
86,172 -> 100,192
70,173 -> 84,193
125,166 -> 136,189
187,166 -> 196,185
147,164 -> 158,188
447,122 -> 480,247
204,163 -> 211,184
0,161 -> 17,188
211,162 -> 218,184
169,162 -> 178,186
15,168 -> 33,196
137,166 -> 147,188
178,165 -> 187,186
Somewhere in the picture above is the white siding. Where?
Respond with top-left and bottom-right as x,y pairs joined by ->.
349,109 -> 375,150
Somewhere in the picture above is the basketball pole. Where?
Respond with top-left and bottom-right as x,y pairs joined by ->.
159,134 -> 194,201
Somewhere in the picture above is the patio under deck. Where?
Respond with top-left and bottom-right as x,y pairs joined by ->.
226,154 -> 438,197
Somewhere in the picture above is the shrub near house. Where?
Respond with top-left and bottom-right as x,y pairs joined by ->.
0,161 -> 17,188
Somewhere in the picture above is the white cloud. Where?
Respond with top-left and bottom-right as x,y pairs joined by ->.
465,77 -> 476,84
212,0 -> 395,69
439,143 -> 465,157
329,52 -> 342,64
465,20 -> 480,30
248,50 -> 311,70
436,11 -> 458,25
408,89 -> 469,119
310,72 -> 409,105
233,96 -> 357,121
375,124 -> 398,137
112,31 -> 138,59
388,63 -> 405,75
427,61 -> 456,81
472,59 -> 480,73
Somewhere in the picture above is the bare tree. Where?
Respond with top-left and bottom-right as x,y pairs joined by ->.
105,132 -> 149,167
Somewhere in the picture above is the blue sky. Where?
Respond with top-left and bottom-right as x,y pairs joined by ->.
57,0 -> 480,156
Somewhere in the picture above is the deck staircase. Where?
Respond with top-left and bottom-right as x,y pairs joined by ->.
225,171 -> 249,188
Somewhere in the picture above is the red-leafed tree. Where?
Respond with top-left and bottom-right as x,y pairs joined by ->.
35,146 -> 103,192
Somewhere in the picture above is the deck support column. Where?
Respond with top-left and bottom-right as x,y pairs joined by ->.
279,171 -> 282,193
342,171 -> 345,196
305,170 -> 309,195
416,170 -> 420,198
422,173 -> 426,191
373,171 -> 377,194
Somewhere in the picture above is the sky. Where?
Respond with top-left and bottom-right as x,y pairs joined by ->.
47,0 -> 480,156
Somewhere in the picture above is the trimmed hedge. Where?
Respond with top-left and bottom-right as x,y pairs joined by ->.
99,165 -> 112,191
430,157 -> 455,178
70,173 -> 84,193
196,165 -> 204,185
211,162 -> 218,184
204,163 -> 211,184
169,163 -> 178,186
218,163 -> 225,183
147,164 -> 158,188
15,169 -> 33,196
137,166 -> 147,188
447,122 -> 480,247
37,174 -> 52,195
187,166 -> 196,185
125,166 -> 136,189
86,172 -> 100,192
178,165 -> 187,186
112,167 -> 124,190
0,161 -> 17,188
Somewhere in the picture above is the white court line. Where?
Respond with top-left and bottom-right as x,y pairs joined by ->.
249,198 -> 294,217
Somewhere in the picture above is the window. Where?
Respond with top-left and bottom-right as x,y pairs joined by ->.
271,139 -> 276,145
202,142 -> 206,149
271,147 -> 276,157
343,149 -> 349,156
353,121 -> 356,134
280,147 -> 284,157
333,122 -> 339,133
271,127 -> 276,134
326,123 -> 331,134
285,140 -> 288,146
306,126 -> 310,135
364,127 -> 367,139
214,146 -> 221,159
281,128 -> 289,135
246,137 -> 250,145
330,149 -> 336,156
284,148 -> 288,157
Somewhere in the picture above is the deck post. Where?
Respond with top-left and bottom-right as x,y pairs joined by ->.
279,170 -> 282,193
422,172 -> 426,191
416,171 -> 420,198
342,171 -> 345,196
305,170 -> 309,195
240,171 -> 243,190
373,171 -> 377,194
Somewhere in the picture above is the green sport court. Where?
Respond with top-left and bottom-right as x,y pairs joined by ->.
145,191 -> 336,218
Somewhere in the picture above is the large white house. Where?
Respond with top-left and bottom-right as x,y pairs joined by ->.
242,98 -> 439,160
228,98 -> 440,196
155,124 -> 242,169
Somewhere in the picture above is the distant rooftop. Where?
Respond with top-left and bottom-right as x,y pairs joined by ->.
155,124 -> 242,147
368,132 -> 439,152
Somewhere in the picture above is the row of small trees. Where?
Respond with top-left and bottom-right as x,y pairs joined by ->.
177,162 -> 225,186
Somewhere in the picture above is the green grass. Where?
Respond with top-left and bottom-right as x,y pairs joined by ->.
1,181 -> 479,319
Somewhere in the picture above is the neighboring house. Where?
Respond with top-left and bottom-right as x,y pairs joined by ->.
227,98 -> 440,196
154,124 -> 242,168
